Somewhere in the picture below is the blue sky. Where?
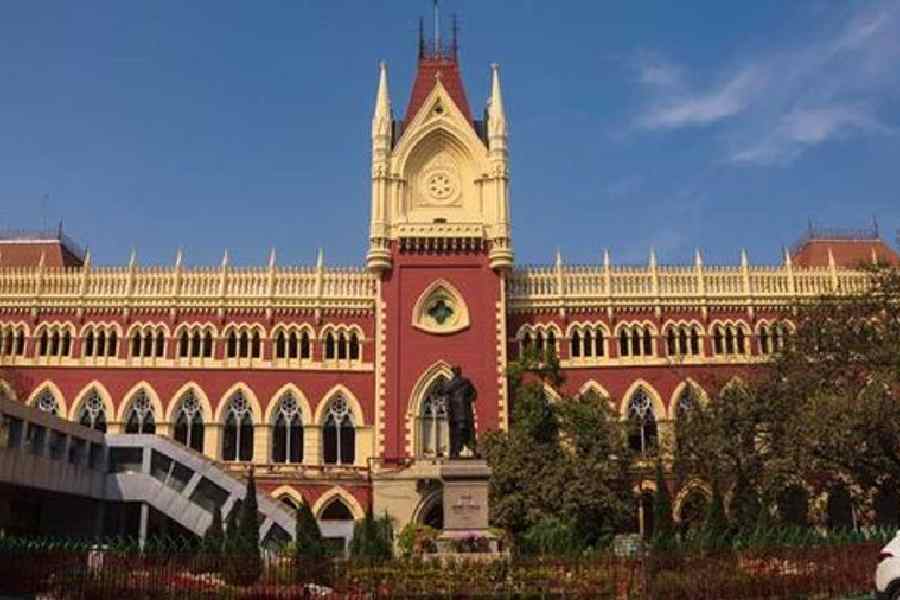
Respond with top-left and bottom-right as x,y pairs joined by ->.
1,1 -> 898,267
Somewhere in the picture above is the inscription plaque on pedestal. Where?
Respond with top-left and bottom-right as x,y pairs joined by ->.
439,460 -> 491,531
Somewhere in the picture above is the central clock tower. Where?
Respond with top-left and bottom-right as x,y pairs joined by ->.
366,31 -> 512,462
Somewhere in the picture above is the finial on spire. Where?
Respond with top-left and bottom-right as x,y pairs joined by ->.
221,249 -> 230,268
740,248 -> 749,268
175,247 -> 183,268
555,248 -> 563,268
603,248 -> 611,268
316,247 -> 324,269
694,248 -> 704,267
649,247 -> 657,268
372,61 -> 393,138
488,63 -> 508,142
783,246 -> 792,267
129,247 -> 137,268
268,247 -> 277,269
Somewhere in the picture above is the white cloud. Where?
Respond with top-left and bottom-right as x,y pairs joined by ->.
633,0 -> 900,165
638,66 -> 765,129
731,105 -> 892,165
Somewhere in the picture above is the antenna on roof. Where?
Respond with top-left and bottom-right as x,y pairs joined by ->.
418,17 -> 425,59
41,193 -> 49,232
451,13 -> 459,59
433,0 -> 439,55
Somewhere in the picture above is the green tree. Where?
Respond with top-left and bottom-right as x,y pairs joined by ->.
766,266 -> 900,489
652,460 -> 674,545
484,348 -> 632,548
294,500 -> 325,559
348,510 -> 393,561
224,470 -> 262,586
703,478 -> 729,544
203,505 -> 225,553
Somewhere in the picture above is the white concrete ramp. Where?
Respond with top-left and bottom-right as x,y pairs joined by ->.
0,396 -> 294,546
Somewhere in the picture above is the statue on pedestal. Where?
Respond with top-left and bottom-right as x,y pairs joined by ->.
440,366 -> 477,459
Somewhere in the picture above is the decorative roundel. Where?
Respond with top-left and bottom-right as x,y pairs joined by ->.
420,166 -> 460,206
427,172 -> 454,200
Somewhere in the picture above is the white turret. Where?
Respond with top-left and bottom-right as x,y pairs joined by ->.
487,63 -> 508,155
367,61 -> 394,273
372,61 -> 393,150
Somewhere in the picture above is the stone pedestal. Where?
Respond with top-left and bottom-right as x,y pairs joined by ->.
436,460 -> 501,554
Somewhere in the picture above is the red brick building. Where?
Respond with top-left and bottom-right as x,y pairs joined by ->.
1,30 -> 897,538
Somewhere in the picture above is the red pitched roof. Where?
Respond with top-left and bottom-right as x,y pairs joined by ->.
791,239 -> 899,268
0,240 -> 84,268
404,55 -> 473,128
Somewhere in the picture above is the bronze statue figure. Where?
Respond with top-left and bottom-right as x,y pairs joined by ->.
440,365 -> 477,458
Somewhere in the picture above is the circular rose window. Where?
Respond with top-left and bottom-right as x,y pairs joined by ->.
427,173 -> 454,201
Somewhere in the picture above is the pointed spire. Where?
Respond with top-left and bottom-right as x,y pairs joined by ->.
175,247 -> 183,268
83,248 -> 92,268
740,248 -> 749,268
555,248 -> 563,268
694,248 -> 704,267
221,249 -> 230,268
827,246 -> 836,269
783,246 -> 792,267
488,63 -> 508,139
649,247 -> 657,269
38,250 -> 45,268
316,247 -> 324,269
603,248 -> 611,268
872,246 -> 879,265
372,61 -> 393,138
129,247 -> 137,268
268,247 -> 277,269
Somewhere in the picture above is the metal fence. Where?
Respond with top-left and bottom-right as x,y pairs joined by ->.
0,540 -> 881,599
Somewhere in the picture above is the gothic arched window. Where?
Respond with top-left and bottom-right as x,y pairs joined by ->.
419,377 -> 449,457
173,391 -> 204,453
85,330 -> 96,357
276,331 -> 286,359
325,333 -> 336,360
124,389 -> 156,434
619,329 -> 630,357
272,393 -> 303,464
627,388 -> 657,456
676,387 -> 696,419
349,333 -> 360,361
223,392 -> 254,462
583,330 -> 593,358
78,390 -> 107,433
35,388 -> 60,415
323,396 -> 355,465
179,331 -> 190,358
300,331 -> 311,359
570,331 -> 581,358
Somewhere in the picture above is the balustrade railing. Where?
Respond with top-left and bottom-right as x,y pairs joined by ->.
0,264 -> 376,309
509,261 -> 872,306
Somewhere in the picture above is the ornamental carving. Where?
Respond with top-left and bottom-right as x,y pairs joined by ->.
417,153 -> 462,208
412,279 -> 471,335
